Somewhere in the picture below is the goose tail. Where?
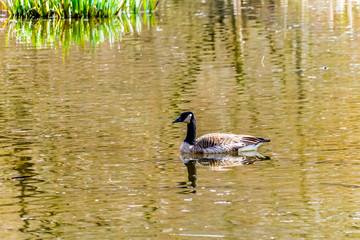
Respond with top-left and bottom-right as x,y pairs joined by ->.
257,137 -> 271,143
238,137 -> 271,152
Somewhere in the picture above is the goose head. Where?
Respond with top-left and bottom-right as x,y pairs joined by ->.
172,112 -> 194,124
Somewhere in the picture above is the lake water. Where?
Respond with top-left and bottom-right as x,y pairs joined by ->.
1,0 -> 360,239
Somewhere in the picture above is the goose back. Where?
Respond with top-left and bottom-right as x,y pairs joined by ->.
181,133 -> 269,154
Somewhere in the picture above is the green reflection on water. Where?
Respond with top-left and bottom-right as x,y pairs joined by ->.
5,13 -> 156,51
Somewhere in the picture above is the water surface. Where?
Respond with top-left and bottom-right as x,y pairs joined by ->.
1,0 -> 360,239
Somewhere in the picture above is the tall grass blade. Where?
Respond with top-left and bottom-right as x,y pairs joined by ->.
5,0 -> 160,18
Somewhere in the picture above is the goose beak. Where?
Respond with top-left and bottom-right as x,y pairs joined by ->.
172,116 -> 182,123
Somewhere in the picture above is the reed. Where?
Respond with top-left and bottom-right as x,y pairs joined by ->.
5,0 -> 159,18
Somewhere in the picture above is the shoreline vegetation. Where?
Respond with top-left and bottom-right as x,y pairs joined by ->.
0,0 -> 159,18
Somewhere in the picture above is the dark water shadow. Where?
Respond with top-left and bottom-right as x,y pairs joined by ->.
178,152 -> 270,192
0,130 -> 59,238
0,156 -> 48,238
320,182 -> 360,189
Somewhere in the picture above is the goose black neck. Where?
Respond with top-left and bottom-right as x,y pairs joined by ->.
184,118 -> 196,145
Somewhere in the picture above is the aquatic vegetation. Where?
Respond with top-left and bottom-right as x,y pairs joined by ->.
4,0 -> 159,18
6,13 -> 156,51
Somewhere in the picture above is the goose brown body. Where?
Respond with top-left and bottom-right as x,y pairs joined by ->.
173,112 -> 270,154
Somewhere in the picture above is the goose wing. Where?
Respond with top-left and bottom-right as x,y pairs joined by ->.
193,133 -> 269,153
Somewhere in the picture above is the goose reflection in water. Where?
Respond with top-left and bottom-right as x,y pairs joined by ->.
178,152 -> 270,189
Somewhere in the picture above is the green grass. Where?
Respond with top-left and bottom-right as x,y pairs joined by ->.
6,13 -> 156,52
5,0 -> 159,18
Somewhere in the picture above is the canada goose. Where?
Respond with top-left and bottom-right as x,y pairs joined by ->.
172,112 -> 270,154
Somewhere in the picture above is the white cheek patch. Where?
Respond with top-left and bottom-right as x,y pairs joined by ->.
183,114 -> 192,123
